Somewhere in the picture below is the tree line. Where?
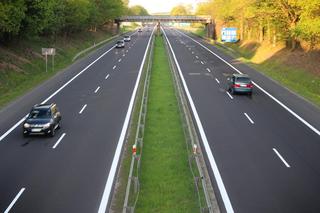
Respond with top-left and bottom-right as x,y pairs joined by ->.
194,0 -> 320,50
0,0 -> 149,42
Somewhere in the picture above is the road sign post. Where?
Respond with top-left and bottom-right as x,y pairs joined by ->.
42,48 -> 56,72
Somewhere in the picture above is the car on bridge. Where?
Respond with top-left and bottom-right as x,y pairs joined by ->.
23,103 -> 61,137
227,73 -> 253,96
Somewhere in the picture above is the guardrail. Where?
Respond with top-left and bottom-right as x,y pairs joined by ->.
162,30 -> 221,213
122,33 -> 155,213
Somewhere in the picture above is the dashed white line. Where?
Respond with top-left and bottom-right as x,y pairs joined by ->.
206,68 -> 211,72
94,86 -> 100,93
123,54 -> 125,57
215,78 -> 220,84
226,91 -> 234,100
113,65 -> 116,70
273,148 -> 291,168
79,104 -> 87,114
244,113 -> 254,124
126,50 -> 128,53
200,61 -> 204,64
118,59 -> 122,62
192,51 -> 194,54
52,133 -> 66,149
5,188 -> 25,213
196,55 -> 199,59
105,74 -> 110,80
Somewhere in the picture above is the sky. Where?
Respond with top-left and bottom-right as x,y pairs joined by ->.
129,0 -> 205,14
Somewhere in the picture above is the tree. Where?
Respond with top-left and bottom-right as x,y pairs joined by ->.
128,5 -> 149,16
170,5 -> 190,16
0,0 -> 26,39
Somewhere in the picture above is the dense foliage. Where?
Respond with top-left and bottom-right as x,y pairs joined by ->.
196,0 -> 320,49
0,0 -> 126,41
128,5 -> 149,16
170,5 -> 192,16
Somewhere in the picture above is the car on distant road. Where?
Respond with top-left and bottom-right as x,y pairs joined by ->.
23,103 -> 61,137
227,73 -> 253,96
116,40 -> 125,48
138,28 -> 142,32
123,35 -> 131,42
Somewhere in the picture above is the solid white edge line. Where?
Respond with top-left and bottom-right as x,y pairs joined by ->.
162,27 -> 234,213
244,113 -> 255,124
175,29 -> 320,137
105,74 -> 110,80
79,104 -> 87,114
226,91 -> 234,100
97,26 -> 155,213
215,78 -> 220,84
52,133 -> 66,149
94,86 -> 100,93
273,148 -> 291,168
0,45 -> 116,143
4,188 -> 25,213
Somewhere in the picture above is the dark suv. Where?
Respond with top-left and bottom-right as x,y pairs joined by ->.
23,103 -> 61,137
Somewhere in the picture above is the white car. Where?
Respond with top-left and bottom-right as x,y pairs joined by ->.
124,35 -> 131,42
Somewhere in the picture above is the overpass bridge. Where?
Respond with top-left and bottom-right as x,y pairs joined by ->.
115,15 -> 215,39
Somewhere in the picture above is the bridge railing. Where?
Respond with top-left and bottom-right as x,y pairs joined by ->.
116,15 -> 212,23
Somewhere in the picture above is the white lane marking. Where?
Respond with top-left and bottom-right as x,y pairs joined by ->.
105,74 -> 110,80
94,86 -> 100,93
79,104 -> 87,114
200,61 -> 204,64
118,58 -> 122,62
98,26 -> 155,213
176,29 -> 320,137
52,133 -> 66,149
206,68 -> 211,72
215,78 -> 220,84
123,54 -> 125,57
273,148 -> 291,168
196,55 -> 199,59
226,91 -> 234,100
113,65 -> 116,70
126,50 -> 129,53
5,188 -> 25,213
244,113 -> 254,124
162,27 -> 234,213
0,45 -> 116,143
192,51 -> 194,54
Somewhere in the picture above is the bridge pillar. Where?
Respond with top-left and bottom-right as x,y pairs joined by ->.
205,21 -> 216,40
116,21 -> 120,34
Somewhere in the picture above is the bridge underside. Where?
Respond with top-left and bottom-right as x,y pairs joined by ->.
115,16 -> 216,39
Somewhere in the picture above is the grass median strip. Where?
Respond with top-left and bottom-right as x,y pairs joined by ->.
135,35 -> 198,212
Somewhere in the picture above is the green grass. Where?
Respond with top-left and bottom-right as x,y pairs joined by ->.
0,26 -> 132,109
135,35 -> 198,212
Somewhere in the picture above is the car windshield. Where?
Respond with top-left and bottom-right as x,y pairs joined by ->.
236,77 -> 251,84
117,41 -> 123,44
124,36 -> 129,38
29,109 -> 51,119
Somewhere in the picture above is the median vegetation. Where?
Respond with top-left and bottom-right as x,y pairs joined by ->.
134,35 -> 199,212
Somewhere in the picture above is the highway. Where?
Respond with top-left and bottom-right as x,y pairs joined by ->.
162,27 -> 320,213
0,28 -> 154,212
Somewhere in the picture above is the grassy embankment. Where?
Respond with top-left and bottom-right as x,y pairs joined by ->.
0,26 -> 133,109
134,35 -> 199,212
191,27 -> 320,107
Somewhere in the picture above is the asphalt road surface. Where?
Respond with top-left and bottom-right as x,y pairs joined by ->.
163,27 -> 320,213
0,28 -> 153,213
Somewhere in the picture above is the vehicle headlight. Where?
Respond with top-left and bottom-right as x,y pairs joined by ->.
24,123 -> 30,128
43,123 -> 51,129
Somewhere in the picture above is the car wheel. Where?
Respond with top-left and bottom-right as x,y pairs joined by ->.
50,127 -> 55,137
